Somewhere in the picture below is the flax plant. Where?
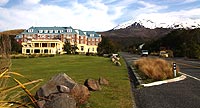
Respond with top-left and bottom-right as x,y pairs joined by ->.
0,34 -> 42,108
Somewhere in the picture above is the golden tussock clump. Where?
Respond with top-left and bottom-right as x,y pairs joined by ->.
133,58 -> 179,80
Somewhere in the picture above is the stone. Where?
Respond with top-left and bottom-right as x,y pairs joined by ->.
111,57 -> 115,62
99,77 -> 109,85
43,93 -> 76,108
35,73 -> 91,108
37,100 -> 45,108
35,73 -> 76,99
115,57 -> 120,61
70,84 -> 90,105
57,85 -> 70,93
115,61 -> 121,66
84,79 -> 101,91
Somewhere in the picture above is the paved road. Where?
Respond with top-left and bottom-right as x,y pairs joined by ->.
121,52 -> 200,108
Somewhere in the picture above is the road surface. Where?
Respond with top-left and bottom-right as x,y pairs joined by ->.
121,52 -> 200,108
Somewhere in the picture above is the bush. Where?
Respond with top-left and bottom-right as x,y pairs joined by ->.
11,55 -> 28,59
86,52 -> 97,56
133,58 -> 179,81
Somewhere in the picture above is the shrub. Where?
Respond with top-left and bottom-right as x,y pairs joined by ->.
11,55 -> 28,59
133,58 -> 179,81
86,52 -> 97,56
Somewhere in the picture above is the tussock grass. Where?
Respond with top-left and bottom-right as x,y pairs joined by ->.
133,58 -> 179,81
1,34 -> 42,107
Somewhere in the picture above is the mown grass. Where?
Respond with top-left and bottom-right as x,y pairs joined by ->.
11,55 -> 132,108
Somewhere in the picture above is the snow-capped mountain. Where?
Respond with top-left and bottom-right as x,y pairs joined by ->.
113,18 -> 200,30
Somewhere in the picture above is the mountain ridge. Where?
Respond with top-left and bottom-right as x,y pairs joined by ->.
113,18 -> 200,30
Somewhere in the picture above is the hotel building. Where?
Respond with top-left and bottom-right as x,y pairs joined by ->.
16,26 -> 101,54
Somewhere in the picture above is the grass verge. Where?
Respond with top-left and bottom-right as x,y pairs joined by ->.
11,55 -> 132,108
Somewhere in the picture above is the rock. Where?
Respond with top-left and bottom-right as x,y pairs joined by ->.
35,73 -> 90,108
111,57 -> 115,62
99,77 -> 109,85
115,61 -> 121,66
115,57 -> 120,61
57,85 -> 70,93
84,79 -> 101,91
70,84 -> 90,104
35,73 -> 76,99
37,100 -> 45,108
43,93 -> 76,108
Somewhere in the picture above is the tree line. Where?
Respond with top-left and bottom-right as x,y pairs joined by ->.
144,28 -> 200,58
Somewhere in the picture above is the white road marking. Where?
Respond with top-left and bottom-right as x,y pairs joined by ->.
179,72 -> 200,81
142,75 -> 187,87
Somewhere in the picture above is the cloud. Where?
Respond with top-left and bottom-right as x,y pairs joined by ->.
137,1 -> 168,13
23,0 -> 41,5
0,0 -> 9,6
135,8 -> 200,25
183,0 -> 197,3
0,0 -> 200,31
0,0 -> 122,31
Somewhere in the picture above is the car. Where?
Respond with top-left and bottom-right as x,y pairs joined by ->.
141,50 -> 148,57
159,51 -> 169,58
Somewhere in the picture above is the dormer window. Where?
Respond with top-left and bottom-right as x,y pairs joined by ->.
67,29 -> 72,32
28,29 -> 33,32
44,30 -> 48,33
55,30 -> 58,33
90,34 -> 94,37
39,30 -> 43,33
49,30 -> 53,33
60,30 -> 64,33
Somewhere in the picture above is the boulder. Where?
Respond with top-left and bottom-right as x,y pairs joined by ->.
70,84 -> 90,104
115,61 -> 121,66
35,73 -> 76,99
43,93 -> 76,108
111,57 -> 115,62
37,100 -> 45,108
84,79 -> 101,91
35,73 -> 90,108
99,77 -> 109,85
57,85 -> 70,93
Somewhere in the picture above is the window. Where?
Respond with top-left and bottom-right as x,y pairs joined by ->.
60,30 -> 64,33
39,30 -> 43,33
49,30 -> 53,33
67,29 -> 72,32
51,43 -> 55,47
44,30 -> 48,33
28,29 -> 33,32
34,49 -> 40,53
42,43 -> 47,47
90,34 -> 94,37
81,46 -> 84,51
35,43 -> 39,47
44,49 -> 48,53
92,48 -> 94,51
55,30 -> 58,33
63,39 -> 66,42
26,49 -> 30,53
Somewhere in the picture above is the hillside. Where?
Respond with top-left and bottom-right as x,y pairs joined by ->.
99,26 -> 173,50
0,29 -> 24,36
0,29 -> 24,53
146,28 -> 200,58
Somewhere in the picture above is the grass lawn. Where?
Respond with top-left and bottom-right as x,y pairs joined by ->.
11,55 -> 132,108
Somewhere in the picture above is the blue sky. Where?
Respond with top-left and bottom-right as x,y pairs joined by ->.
0,0 -> 200,31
